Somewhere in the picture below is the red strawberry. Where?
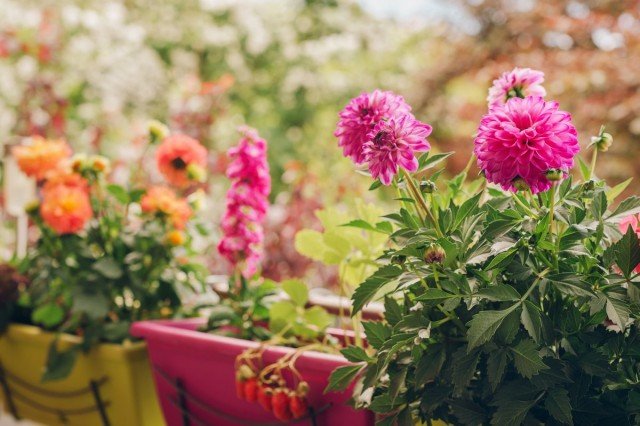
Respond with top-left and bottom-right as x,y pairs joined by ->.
257,384 -> 273,411
271,389 -> 292,421
244,377 -> 259,402
235,379 -> 245,400
289,395 -> 308,419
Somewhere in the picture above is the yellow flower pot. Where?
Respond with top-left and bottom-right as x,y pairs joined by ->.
0,324 -> 163,426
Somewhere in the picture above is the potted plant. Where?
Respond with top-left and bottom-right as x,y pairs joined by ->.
0,124 -> 208,426
132,127 -> 374,425
325,70 -> 640,425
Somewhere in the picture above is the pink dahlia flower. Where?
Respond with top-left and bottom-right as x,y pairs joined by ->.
474,96 -> 579,194
335,90 -> 411,164
156,134 -> 208,188
363,115 -> 432,185
487,67 -> 547,109
217,126 -> 271,278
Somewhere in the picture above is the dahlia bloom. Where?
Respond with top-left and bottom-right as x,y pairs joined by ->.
487,67 -> 547,109
335,90 -> 412,165
217,126 -> 271,278
40,184 -> 93,235
156,134 -> 207,188
362,114 -> 432,185
474,96 -> 579,194
41,171 -> 89,196
140,186 -> 193,230
13,136 -> 72,181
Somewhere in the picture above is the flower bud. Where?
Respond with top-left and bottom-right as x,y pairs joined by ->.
545,169 -> 563,182
420,180 -> 436,194
25,200 -> 40,216
148,120 -> 169,144
90,155 -> 111,174
512,177 -> 529,191
424,245 -> 445,264
71,154 -> 88,173
591,132 -> 613,152
186,163 -> 207,182
165,230 -> 185,246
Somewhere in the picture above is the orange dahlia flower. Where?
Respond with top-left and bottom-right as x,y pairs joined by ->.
155,134 -> 207,188
140,186 -> 192,230
12,136 -> 72,181
41,171 -> 89,196
40,184 -> 93,235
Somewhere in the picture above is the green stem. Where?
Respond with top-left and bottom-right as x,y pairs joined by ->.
512,193 -> 537,218
521,269 -> 550,302
401,170 -> 443,237
589,149 -> 598,180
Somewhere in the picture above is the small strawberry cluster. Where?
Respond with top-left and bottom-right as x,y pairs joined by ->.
235,350 -> 310,422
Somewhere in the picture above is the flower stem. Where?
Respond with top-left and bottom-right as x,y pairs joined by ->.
512,193 -> 537,218
401,170 -> 443,237
589,149 -> 598,180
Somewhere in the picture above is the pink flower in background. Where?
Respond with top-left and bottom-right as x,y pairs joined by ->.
363,114 -> 432,185
217,126 -> 271,279
156,134 -> 207,188
335,90 -> 411,164
474,96 -> 579,194
487,67 -> 547,109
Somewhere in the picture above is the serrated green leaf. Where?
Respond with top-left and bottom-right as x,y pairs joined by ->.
467,306 -> 518,350
324,364 -> 363,393
450,399 -> 489,425
510,339 -> 548,379
351,265 -> 402,314
486,349 -> 508,392
605,294 -> 630,329
362,321 -> 392,349
340,346 -> 373,363
384,297 -> 403,325
545,388 -> 573,425
452,348 -> 481,395
486,248 -> 518,270
610,226 -> 640,278
606,196 -> 640,222
415,288 -> 461,302
607,178 -> 632,203
415,344 -> 446,387
476,285 -> 520,301
544,273 -> 595,297
491,398 -> 538,426
521,300 -> 543,344
452,192 -> 482,231
369,393 -> 404,413
590,191 -> 607,219
419,152 -> 454,171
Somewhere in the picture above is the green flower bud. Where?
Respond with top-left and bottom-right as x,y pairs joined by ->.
148,120 -> 169,144
424,245 -> 445,264
590,126 -> 613,152
186,163 -> 207,182
420,180 -> 436,194
512,177 -> 529,191
545,169 -> 563,182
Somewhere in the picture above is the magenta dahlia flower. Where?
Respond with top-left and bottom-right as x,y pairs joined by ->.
217,126 -> 271,278
362,115 -> 432,185
335,90 -> 412,164
474,96 -> 579,194
487,67 -> 547,109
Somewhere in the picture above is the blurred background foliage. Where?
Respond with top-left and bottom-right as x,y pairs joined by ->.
0,0 -> 638,285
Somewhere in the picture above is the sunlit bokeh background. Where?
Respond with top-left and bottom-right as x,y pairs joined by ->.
1,0 -> 638,286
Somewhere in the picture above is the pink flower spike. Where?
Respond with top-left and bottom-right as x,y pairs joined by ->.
487,67 -> 546,109
362,114 -> 432,185
474,96 -> 579,194
335,90 -> 411,165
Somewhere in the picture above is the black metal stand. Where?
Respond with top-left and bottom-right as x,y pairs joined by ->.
0,362 -> 111,425
154,365 -> 331,426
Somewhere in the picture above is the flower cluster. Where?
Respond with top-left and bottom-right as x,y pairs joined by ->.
475,69 -> 579,194
155,134 -> 208,188
140,186 -> 193,230
217,127 -> 271,278
335,90 -> 432,185
39,172 -> 93,235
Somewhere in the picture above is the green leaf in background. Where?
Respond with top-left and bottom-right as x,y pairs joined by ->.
302,306 -> 333,334
106,184 -> 129,204
351,265 -> 402,314
486,349 -> 508,392
340,346 -> 373,363
491,398 -> 538,426
521,300 -> 543,344
452,347 -> 481,395
33,304 -> 65,328
72,290 -> 110,320
268,300 -> 296,334
42,342 -> 79,382
607,177 -> 632,203
383,297 -> 403,325
510,338 -> 548,379
282,279 -> 308,306
324,364 -> 363,393
476,285 -> 520,301
605,294 -> 630,329
294,229 -> 326,262
92,257 -> 123,280
369,393 -> 404,413
486,248 -> 518,270
415,288 -> 461,303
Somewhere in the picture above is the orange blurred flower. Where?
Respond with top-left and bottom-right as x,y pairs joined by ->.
165,230 -> 185,246
140,186 -> 193,230
156,134 -> 207,188
41,171 -> 89,196
40,184 -> 93,235
12,136 -> 72,181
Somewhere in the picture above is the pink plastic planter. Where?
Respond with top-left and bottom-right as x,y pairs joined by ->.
131,318 -> 374,426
